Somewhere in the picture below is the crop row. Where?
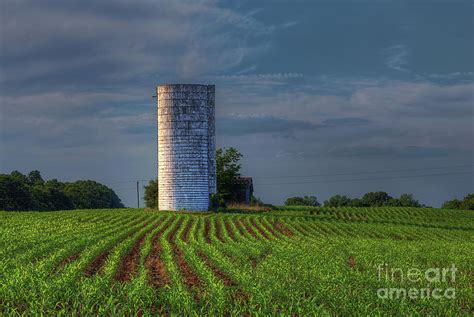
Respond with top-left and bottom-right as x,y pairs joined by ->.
1,209 -> 473,315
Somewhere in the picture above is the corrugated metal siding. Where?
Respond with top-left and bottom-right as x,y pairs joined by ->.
157,84 -> 215,211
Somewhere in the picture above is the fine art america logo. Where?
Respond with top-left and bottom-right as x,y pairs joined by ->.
377,263 -> 457,300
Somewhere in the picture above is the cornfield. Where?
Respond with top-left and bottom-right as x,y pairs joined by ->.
0,207 -> 473,315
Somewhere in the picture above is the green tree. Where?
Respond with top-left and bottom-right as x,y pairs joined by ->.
285,196 -> 320,206
144,179 -> 158,209
349,198 -> 367,207
441,199 -> 462,210
30,180 -> 73,211
0,174 -> 32,211
398,193 -> 421,207
361,191 -> 392,207
216,147 -> 243,202
27,170 -> 44,186
460,194 -> 474,210
324,195 -> 352,207
10,170 -> 28,183
61,180 -> 123,209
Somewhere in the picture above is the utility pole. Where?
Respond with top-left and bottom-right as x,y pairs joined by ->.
136,181 -> 140,209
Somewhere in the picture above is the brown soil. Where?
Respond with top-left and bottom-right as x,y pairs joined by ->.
204,218 -> 212,244
145,239 -> 170,288
348,255 -> 356,269
173,245 -> 203,301
145,218 -> 175,288
249,218 -> 270,240
231,290 -> 250,305
232,218 -> 246,237
272,221 -> 294,237
258,219 -> 279,238
223,219 -> 236,241
181,218 -> 194,243
241,218 -> 260,240
214,219 -> 224,243
167,218 -> 203,301
84,249 -> 112,277
115,234 -> 147,282
56,253 -> 80,271
196,250 -> 235,286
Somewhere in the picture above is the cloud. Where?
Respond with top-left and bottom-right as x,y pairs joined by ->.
384,44 -> 410,73
217,114 -> 316,137
217,114 -> 372,137
423,72 -> 474,80
0,0 -> 276,93
351,83 -> 474,118
320,117 -> 371,127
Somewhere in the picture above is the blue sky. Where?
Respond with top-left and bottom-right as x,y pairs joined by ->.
0,0 -> 472,207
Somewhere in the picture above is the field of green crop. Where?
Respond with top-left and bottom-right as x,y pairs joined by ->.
0,207 -> 473,316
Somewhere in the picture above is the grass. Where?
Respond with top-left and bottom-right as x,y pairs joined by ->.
0,207 -> 473,315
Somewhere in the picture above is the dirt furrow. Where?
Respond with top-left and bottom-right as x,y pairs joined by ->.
84,249 -> 113,277
56,253 -> 80,271
214,218 -> 224,243
196,249 -> 249,305
272,220 -> 294,237
223,218 -> 237,241
250,218 -> 270,240
232,218 -> 247,237
145,218 -> 175,288
258,219 -> 279,239
115,221 -> 161,282
204,218 -> 212,244
181,218 -> 194,243
240,218 -> 260,240
167,218 -> 204,302
196,250 -> 235,286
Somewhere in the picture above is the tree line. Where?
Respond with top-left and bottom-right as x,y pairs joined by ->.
0,170 -> 124,211
285,192 -> 425,208
441,194 -> 474,210
284,192 -> 474,210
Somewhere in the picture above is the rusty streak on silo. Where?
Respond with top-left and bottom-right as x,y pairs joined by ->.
157,84 -> 216,211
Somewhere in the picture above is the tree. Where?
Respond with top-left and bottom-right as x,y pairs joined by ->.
285,196 -> 320,206
144,179 -> 158,209
324,195 -> 352,207
0,174 -> 32,211
216,147 -> 243,202
442,199 -> 462,210
349,198 -> 366,207
10,170 -> 28,183
361,191 -> 392,207
397,193 -> 421,207
460,194 -> 474,210
27,170 -> 44,186
61,180 -> 123,209
441,194 -> 474,210
30,180 -> 73,211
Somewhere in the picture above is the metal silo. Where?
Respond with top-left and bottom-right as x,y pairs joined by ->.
157,84 -> 216,211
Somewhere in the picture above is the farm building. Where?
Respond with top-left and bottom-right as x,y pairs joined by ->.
234,177 -> 254,204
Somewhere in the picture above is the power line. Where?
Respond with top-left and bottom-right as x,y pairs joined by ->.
252,164 -> 472,179
1,170 -> 471,201
254,171 -> 473,186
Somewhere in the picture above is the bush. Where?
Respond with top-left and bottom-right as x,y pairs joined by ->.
284,196 -> 320,207
442,194 -> 474,210
324,195 -> 351,207
144,179 -> 158,209
209,193 -> 227,212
